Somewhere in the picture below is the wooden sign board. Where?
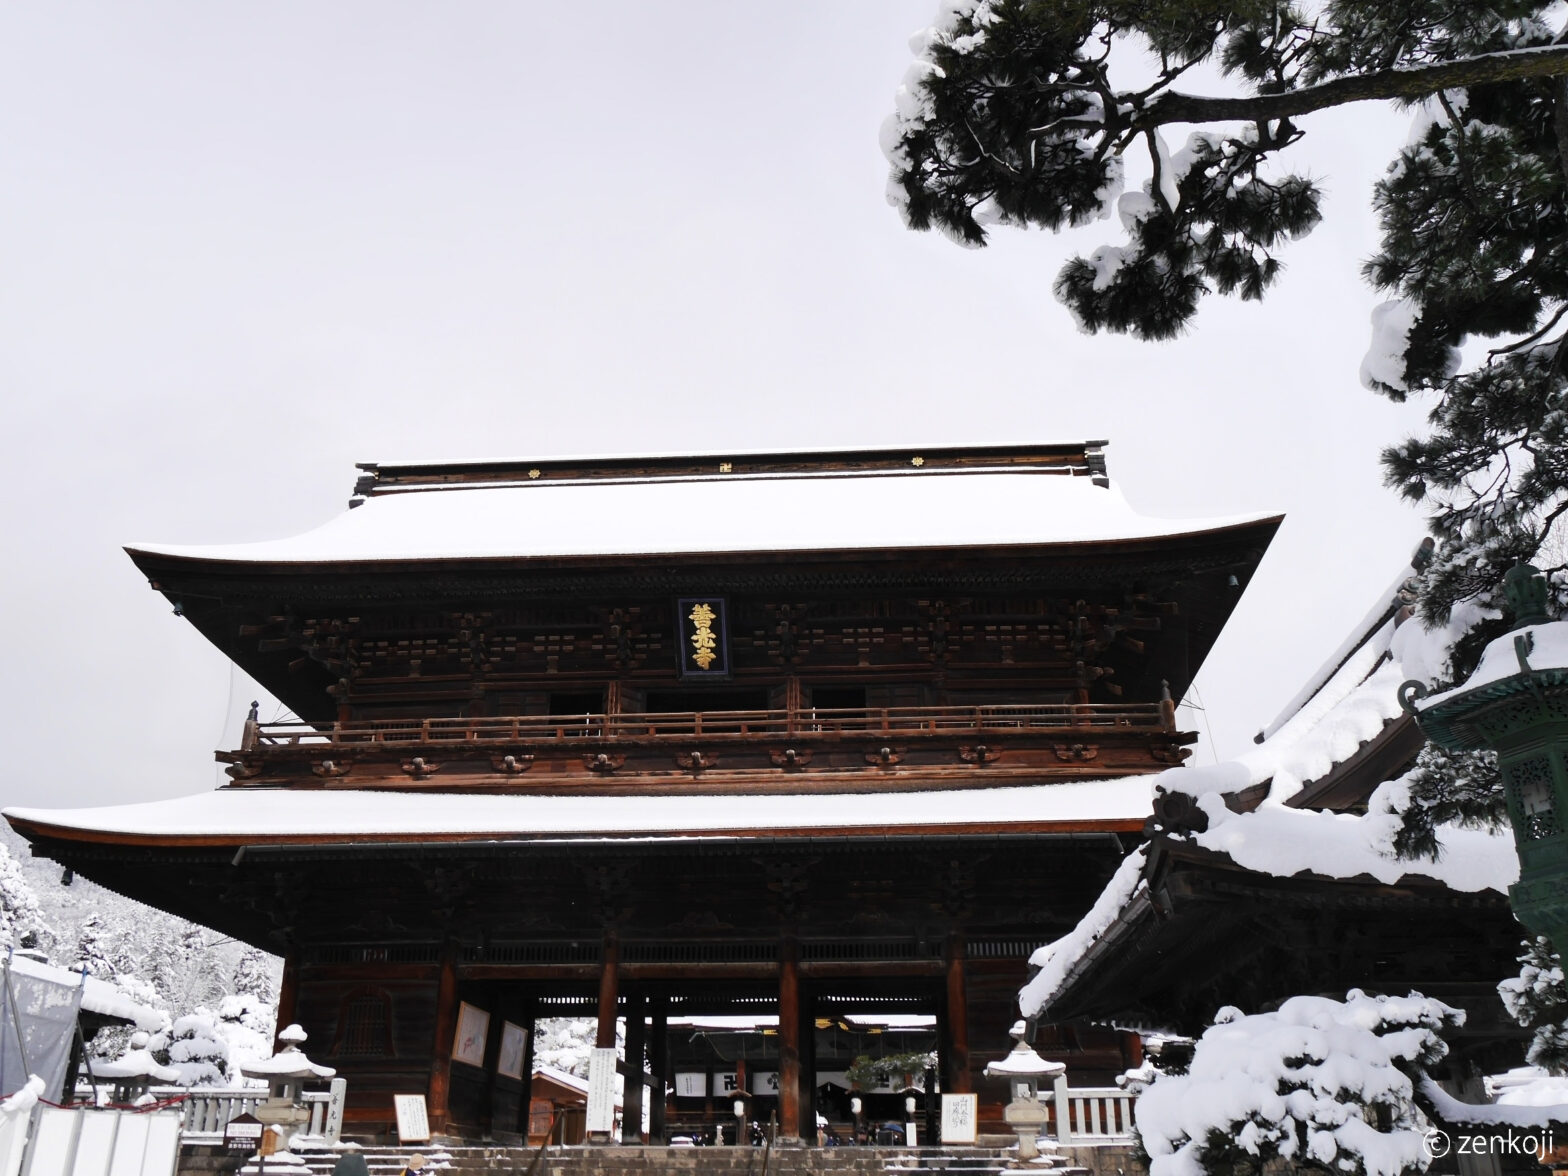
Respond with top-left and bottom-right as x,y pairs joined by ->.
224,1113 -> 263,1152
394,1093 -> 431,1143
497,1021 -> 528,1081
453,1001 -> 490,1069
940,1093 -> 978,1144
586,1047 -> 618,1134
258,1126 -> 282,1158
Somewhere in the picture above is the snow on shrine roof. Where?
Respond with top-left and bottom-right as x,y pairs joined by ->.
125,444 -> 1279,566
1016,569 -> 1518,1020
4,775 -> 1157,847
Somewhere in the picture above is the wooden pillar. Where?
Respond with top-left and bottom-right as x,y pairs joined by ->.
596,934 -> 620,1048
518,991 -> 539,1137
273,949 -> 300,1052
479,982 -> 505,1137
648,995 -> 669,1143
622,992 -> 646,1143
428,943 -> 459,1134
946,934 -> 971,1093
778,938 -> 802,1142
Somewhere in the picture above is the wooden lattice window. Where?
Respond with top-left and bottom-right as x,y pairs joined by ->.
333,988 -> 394,1058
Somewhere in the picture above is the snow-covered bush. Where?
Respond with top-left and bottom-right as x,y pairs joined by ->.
1499,937 -> 1568,1075
156,1014 -> 229,1087
214,994 -> 275,1083
1135,991 -> 1461,1176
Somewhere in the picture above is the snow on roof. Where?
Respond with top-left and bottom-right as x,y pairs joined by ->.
126,468 -> 1277,565
667,1014 -> 937,1031
533,1064 -> 589,1095
1417,619 -> 1568,712
4,775 -> 1158,845
1017,581 -> 1517,1019
94,1046 -> 178,1084
1254,542 -> 1428,743
7,954 -> 163,1032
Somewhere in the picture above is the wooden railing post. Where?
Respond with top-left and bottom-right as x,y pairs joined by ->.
1054,1075 -> 1071,1144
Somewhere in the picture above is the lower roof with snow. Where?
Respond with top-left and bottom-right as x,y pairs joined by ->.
4,774 -> 1156,848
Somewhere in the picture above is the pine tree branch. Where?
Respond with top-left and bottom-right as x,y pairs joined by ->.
1140,44 -> 1568,128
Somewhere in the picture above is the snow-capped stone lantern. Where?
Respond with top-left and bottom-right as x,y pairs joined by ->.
239,1025 -> 336,1131
95,1032 -> 178,1104
1404,564 -> 1568,952
983,1021 -> 1064,1160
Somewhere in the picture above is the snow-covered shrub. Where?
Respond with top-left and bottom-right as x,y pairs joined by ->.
1499,937 -> 1568,1075
1135,991 -> 1461,1176
157,1014 -> 229,1087
214,994 -> 275,1084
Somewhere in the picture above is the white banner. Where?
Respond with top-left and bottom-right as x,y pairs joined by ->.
674,1073 -> 706,1098
751,1070 -> 780,1095
712,1071 -> 742,1096
587,1048 -> 618,1133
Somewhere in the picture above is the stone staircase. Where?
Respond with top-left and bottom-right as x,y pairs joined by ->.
274,1143 -> 1092,1176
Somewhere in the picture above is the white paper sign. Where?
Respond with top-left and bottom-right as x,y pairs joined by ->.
587,1047 -> 619,1133
712,1070 -> 741,1096
940,1093 -> 978,1144
674,1072 -> 707,1098
751,1070 -> 780,1095
393,1094 -> 430,1143
906,1122 -> 919,1147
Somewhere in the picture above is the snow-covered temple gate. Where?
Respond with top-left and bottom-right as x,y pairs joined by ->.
6,444 -> 1279,1143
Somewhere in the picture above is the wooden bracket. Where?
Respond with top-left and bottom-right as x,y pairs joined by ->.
490,753 -> 535,774
769,747 -> 814,770
675,750 -> 716,773
311,759 -> 352,778
224,760 -> 265,781
401,756 -> 442,780
865,746 -> 904,768
1052,744 -> 1098,763
584,752 -> 626,774
958,744 -> 1002,765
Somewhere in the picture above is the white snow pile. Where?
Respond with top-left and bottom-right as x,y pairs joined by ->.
1487,1067 -> 1568,1112
1135,991 -> 1459,1176
0,1077 -> 44,1119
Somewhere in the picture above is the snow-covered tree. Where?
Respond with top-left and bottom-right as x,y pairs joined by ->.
1499,936 -> 1568,1075
157,1014 -> 229,1088
231,948 -> 277,1004
0,843 -> 50,954
884,2 -> 1568,630
213,994 -> 275,1084
532,1018 -> 601,1077
72,913 -> 112,978
1383,743 -> 1504,862
1135,991 -> 1461,1176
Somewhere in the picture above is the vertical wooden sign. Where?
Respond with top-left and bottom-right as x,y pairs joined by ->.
587,1047 -> 618,1133
676,598 -> 729,679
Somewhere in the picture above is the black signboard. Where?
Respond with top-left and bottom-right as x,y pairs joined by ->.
676,598 -> 729,679
225,1113 -> 264,1152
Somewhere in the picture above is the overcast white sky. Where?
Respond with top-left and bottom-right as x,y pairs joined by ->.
0,4 -> 1427,810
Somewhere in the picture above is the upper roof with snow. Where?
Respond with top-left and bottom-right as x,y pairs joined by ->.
125,442 -> 1279,566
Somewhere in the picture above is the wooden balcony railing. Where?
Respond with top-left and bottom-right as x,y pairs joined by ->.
242,702 -> 1171,751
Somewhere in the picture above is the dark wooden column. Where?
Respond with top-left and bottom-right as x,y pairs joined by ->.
648,995 -> 669,1143
596,934 -> 620,1048
621,992 -> 646,1144
428,942 -> 460,1134
778,938 -> 802,1142
479,982 -> 505,1137
946,934 -> 971,1093
273,948 -> 300,1050
517,991 -> 539,1137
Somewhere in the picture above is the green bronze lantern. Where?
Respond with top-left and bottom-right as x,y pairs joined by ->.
1402,564 -> 1568,951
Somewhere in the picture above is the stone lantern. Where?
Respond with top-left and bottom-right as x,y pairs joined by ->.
240,1025 -> 336,1137
1403,564 -> 1568,951
983,1021 -> 1064,1160
94,1032 -> 177,1104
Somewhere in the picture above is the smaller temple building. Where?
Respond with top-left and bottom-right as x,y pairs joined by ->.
5,443 -> 1280,1142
